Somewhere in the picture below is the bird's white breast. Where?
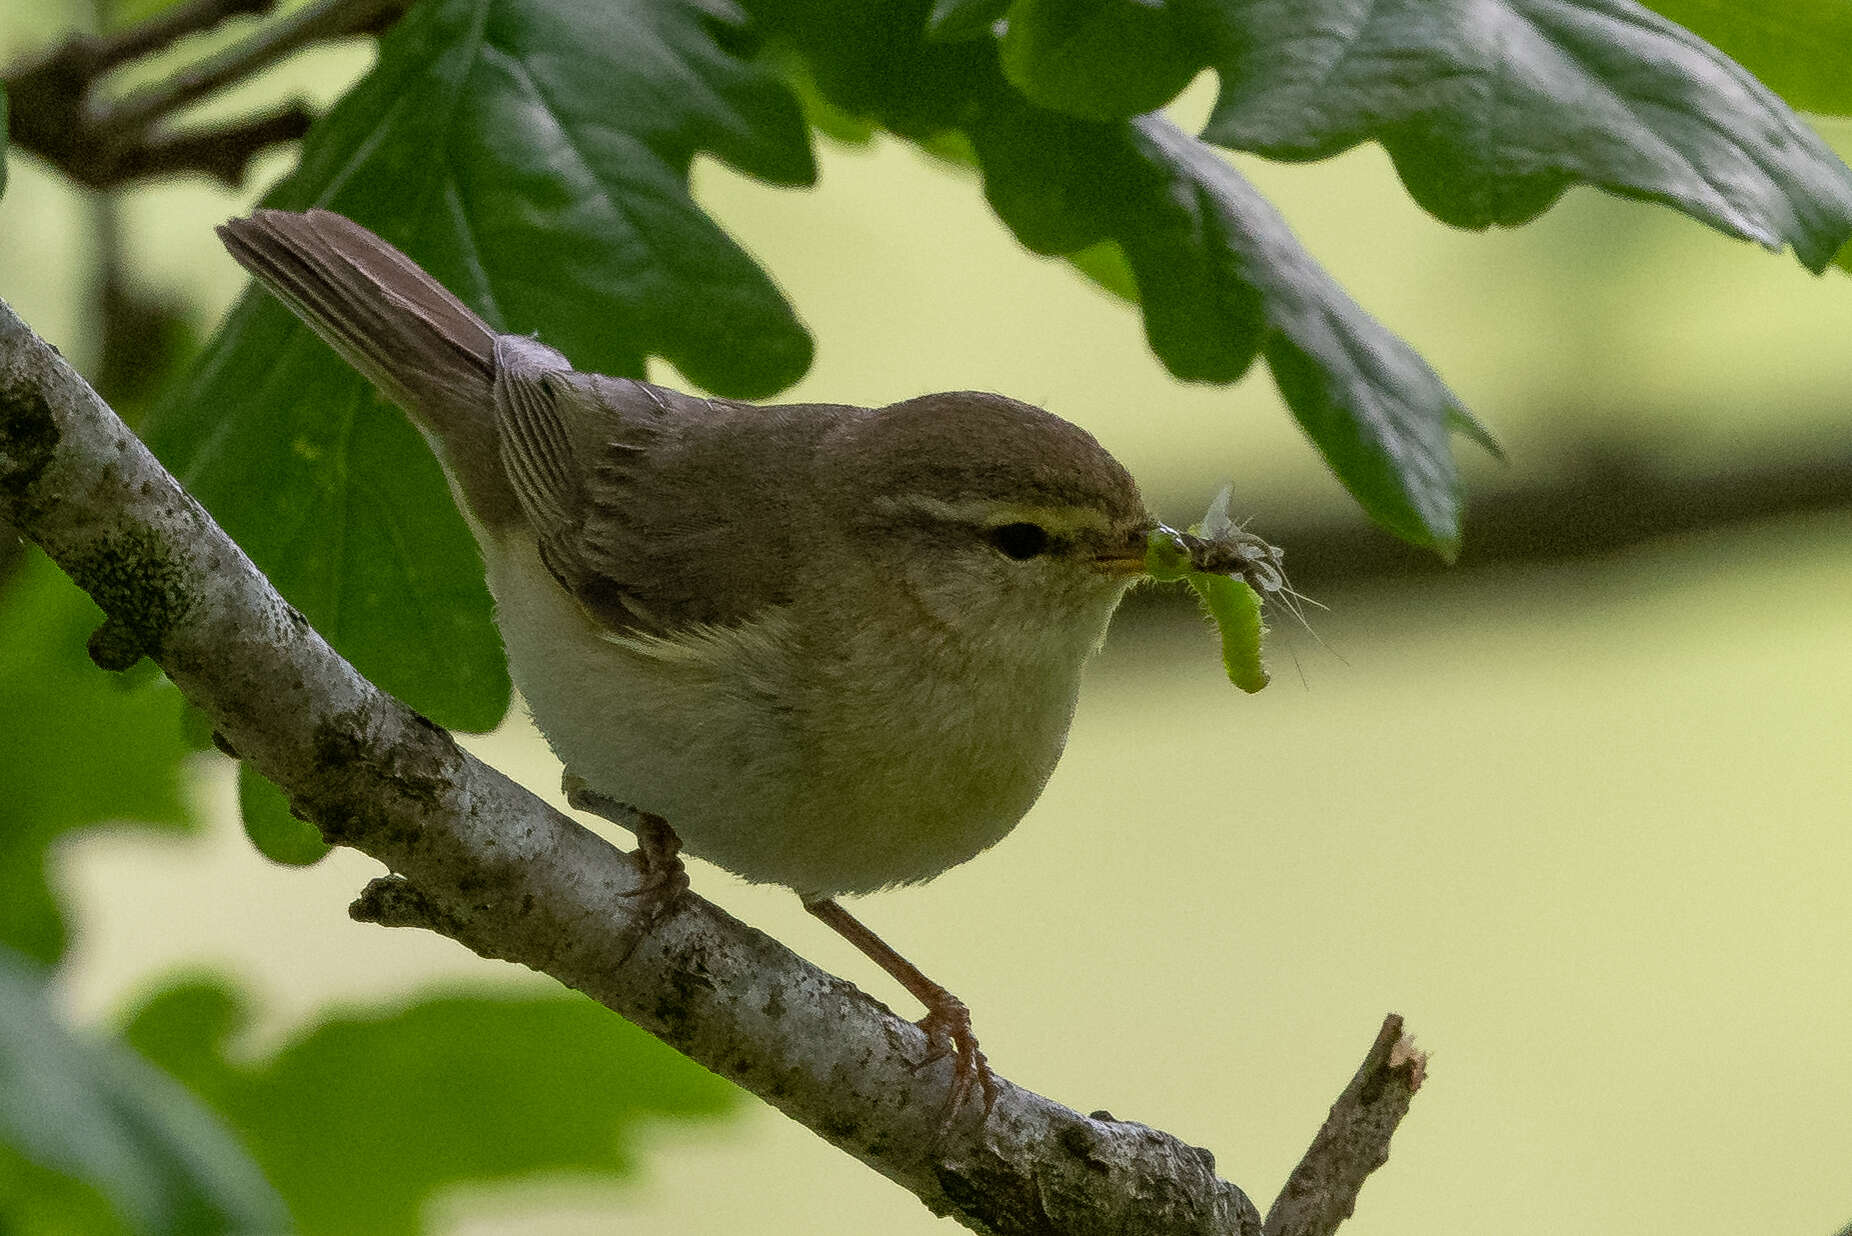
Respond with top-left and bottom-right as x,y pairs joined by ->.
483,538 -> 1099,899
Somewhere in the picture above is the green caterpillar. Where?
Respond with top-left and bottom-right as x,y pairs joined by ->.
1145,493 -> 1276,694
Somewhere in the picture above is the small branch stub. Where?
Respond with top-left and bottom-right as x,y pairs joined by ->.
1264,1015 -> 1427,1236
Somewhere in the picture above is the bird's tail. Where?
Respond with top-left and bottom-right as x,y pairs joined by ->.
218,209 -> 516,527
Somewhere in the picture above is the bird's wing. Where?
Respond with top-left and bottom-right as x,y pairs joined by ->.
491,340 -> 848,638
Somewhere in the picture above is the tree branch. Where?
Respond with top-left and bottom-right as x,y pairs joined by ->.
90,0 -> 280,70
1134,435 -> 1852,601
112,102 -> 315,189
0,296 -> 1419,1234
1265,1016 -> 1426,1236
1,0 -> 401,190
96,0 -> 404,137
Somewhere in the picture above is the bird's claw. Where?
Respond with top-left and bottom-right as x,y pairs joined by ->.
911,995 -> 998,1138
619,812 -> 688,925
563,779 -> 688,926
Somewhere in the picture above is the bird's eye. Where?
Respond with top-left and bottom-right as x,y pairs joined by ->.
987,522 -> 1051,560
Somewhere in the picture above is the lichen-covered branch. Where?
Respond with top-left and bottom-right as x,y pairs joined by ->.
0,296 -> 1417,1234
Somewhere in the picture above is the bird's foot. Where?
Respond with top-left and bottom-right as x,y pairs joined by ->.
801,896 -> 998,1143
621,810 -> 690,922
911,991 -> 998,1138
564,777 -> 688,925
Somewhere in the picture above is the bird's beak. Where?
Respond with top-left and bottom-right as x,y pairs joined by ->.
1092,528 -> 1154,577
1092,550 -> 1148,576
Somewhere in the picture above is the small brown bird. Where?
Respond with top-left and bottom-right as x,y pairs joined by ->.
220,208 -> 1157,1124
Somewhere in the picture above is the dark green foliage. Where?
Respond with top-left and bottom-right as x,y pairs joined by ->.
0,949 -> 287,1235
749,0 -> 1492,546
926,0 -> 1010,40
981,107 -> 1487,549
749,0 -> 1849,551
999,0 -> 1199,121
122,979 -> 742,1235
1183,0 -> 1852,271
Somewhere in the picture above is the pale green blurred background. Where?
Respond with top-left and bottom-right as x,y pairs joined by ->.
5,17 -> 1852,1234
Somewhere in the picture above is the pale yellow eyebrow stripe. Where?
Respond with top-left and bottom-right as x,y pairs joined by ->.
870,494 -> 1118,536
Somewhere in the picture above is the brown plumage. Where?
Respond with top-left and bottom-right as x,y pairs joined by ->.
218,208 -> 1144,640
219,208 -> 1157,1133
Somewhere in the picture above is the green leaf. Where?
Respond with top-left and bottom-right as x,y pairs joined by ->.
1,1141 -> 131,1236
237,765 -> 332,867
103,0 -> 198,28
972,104 -> 1475,550
0,553 -> 194,965
177,701 -> 216,754
1,86 -> 9,201
145,0 -> 816,731
926,0 -> 1011,41
999,0 -> 1200,120
123,979 -> 742,1236
0,949 -> 287,1235
768,45 -> 880,145
1065,238 -> 1139,302
1640,0 -> 1852,117
1185,0 -> 1852,271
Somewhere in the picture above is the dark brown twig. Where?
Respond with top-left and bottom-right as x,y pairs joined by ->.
1,0 -> 404,190
96,0 -> 405,136
84,0 -> 278,72
110,102 -> 314,187
1140,433 -> 1852,598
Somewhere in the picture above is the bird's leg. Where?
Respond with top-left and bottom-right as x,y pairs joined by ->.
563,774 -> 689,920
802,896 -> 997,1136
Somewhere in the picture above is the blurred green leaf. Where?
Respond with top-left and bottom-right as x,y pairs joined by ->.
123,979 -> 742,1236
1,86 -> 9,200
1,1141 -> 130,1236
93,275 -> 201,430
105,0 -> 199,26
177,701 -> 216,753
768,45 -> 879,145
146,0 -> 816,732
1064,238 -> 1138,302
1185,0 -> 1852,271
0,949 -> 287,1235
0,553 -> 194,965
926,0 -> 1009,40
1640,0 -> 1852,117
999,0 -> 1199,121
237,765 -> 331,867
